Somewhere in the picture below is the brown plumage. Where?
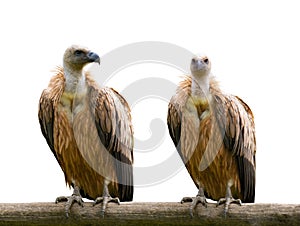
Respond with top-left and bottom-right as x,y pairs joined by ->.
167,55 -> 256,216
38,45 -> 133,216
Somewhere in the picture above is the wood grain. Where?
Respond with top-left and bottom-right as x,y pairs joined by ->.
0,202 -> 299,225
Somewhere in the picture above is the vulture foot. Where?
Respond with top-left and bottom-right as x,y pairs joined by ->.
181,187 -> 207,217
93,196 -> 120,217
216,196 -> 241,216
216,181 -> 242,216
93,179 -> 120,217
55,186 -> 84,218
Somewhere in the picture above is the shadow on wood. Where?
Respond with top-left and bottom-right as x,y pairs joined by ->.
0,202 -> 299,225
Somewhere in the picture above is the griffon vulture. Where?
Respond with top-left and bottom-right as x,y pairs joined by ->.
38,45 -> 134,217
167,55 -> 256,216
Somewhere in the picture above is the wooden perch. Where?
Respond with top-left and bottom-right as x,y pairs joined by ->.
0,202 -> 299,225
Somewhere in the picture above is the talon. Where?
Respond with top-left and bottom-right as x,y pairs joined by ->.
93,197 -> 103,206
112,197 -> 120,205
55,196 -> 68,204
216,198 -> 226,207
55,186 -> 84,217
181,193 -> 207,217
94,195 -> 120,216
217,196 -> 242,216
100,210 -> 105,218
93,179 -> 121,217
189,208 -> 194,218
215,181 -> 244,216
181,197 -> 193,203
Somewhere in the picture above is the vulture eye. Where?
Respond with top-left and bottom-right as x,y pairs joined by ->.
74,50 -> 84,56
203,58 -> 209,64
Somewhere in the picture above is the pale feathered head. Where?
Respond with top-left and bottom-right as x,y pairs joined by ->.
190,55 -> 211,78
63,45 -> 100,71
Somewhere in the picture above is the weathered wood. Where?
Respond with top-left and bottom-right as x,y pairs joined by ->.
0,202 -> 299,225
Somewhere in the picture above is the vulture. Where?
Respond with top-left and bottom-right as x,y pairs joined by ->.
167,55 -> 256,216
38,45 -> 134,217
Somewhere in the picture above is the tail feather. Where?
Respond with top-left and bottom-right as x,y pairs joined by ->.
114,151 -> 134,202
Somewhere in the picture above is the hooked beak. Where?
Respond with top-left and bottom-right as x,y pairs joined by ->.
87,51 -> 100,64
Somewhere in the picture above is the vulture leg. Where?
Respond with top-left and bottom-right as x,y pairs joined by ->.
216,180 -> 242,216
93,179 -> 120,217
55,185 -> 84,218
181,186 -> 207,217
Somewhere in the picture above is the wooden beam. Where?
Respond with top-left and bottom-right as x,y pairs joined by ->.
0,202 -> 299,225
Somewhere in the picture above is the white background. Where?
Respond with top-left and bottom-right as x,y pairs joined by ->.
0,0 -> 299,204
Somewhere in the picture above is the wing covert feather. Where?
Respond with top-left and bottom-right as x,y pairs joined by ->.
38,68 -> 65,163
88,79 -> 134,201
212,84 -> 256,202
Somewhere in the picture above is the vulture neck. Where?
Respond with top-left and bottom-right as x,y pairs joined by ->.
63,67 -> 86,94
191,73 -> 210,101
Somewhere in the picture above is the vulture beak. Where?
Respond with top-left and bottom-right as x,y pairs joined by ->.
87,51 -> 100,64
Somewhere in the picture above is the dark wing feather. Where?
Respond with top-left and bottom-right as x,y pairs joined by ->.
213,90 -> 256,203
38,69 -> 65,166
167,99 -> 182,153
167,77 -> 200,189
167,100 -> 199,188
91,86 -> 134,202
234,96 -> 256,202
38,90 -> 56,158
167,77 -> 192,162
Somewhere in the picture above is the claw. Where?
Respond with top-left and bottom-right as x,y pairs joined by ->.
55,196 -> 68,203
55,185 -> 84,218
216,180 -> 242,217
93,196 -> 120,206
189,194 -> 207,217
93,196 -> 120,217
181,187 -> 207,218
216,196 -> 241,217
93,179 -> 120,217
180,197 -> 193,203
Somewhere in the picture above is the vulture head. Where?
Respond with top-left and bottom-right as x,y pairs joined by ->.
63,45 -> 100,72
190,55 -> 211,78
